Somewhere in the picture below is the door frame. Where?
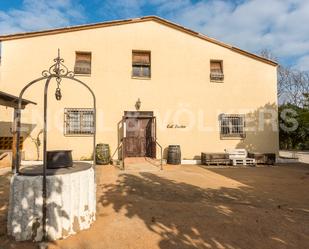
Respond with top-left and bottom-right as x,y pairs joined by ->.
122,111 -> 156,158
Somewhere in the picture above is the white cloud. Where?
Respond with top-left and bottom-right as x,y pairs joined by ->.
0,0 -> 85,34
155,0 -> 309,68
94,0 -> 309,68
1,0 -> 309,69
295,55 -> 309,71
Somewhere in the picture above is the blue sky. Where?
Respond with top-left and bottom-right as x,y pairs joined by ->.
1,0 -> 309,70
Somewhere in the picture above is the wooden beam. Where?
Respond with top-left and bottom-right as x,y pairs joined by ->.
0,99 -> 26,109
11,108 -> 18,173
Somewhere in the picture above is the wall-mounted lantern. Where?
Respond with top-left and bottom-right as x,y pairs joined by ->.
55,78 -> 62,100
135,98 -> 141,110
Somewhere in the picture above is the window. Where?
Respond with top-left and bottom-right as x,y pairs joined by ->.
220,114 -> 245,138
64,108 -> 94,135
0,136 -> 24,150
132,51 -> 151,78
210,60 -> 224,81
74,52 -> 91,74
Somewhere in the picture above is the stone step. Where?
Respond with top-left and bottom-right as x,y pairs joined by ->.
111,157 -> 164,171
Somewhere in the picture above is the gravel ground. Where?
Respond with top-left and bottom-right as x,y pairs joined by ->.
0,163 -> 309,249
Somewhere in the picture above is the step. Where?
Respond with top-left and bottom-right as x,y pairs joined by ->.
112,157 -> 164,171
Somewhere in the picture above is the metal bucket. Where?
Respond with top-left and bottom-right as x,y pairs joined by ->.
46,150 -> 73,169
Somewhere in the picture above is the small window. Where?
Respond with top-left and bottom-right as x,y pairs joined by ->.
0,136 -> 24,150
74,52 -> 91,75
210,60 -> 224,81
132,51 -> 151,78
64,108 -> 94,136
220,114 -> 245,138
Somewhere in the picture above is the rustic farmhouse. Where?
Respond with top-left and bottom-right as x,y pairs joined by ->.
0,16 -> 279,162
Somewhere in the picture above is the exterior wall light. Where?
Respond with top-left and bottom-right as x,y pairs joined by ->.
135,98 -> 141,110
55,77 -> 62,101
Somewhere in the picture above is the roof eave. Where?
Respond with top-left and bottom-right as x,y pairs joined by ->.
0,91 -> 37,109
0,16 -> 278,67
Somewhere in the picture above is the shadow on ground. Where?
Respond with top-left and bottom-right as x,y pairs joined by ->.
1,165 -> 309,249
96,166 -> 309,249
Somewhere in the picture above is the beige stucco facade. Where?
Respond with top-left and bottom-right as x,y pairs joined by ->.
0,17 -> 279,161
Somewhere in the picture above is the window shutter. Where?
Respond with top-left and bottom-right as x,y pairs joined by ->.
132,51 -> 151,78
210,61 -> 222,73
132,52 -> 150,64
74,52 -> 91,74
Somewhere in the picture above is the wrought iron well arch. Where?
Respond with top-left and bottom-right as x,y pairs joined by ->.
13,50 -> 96,240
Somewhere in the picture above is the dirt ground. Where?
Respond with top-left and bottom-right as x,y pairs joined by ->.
0,163 -> 309,249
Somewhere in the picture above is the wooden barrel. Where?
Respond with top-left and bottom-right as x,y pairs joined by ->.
95,144 -> 111,165
167,145 -> 181,165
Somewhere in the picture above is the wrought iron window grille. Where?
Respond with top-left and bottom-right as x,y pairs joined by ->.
220,114 -> 245,139
64,108 -> 94,136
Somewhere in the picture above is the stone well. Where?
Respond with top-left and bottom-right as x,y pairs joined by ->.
7,162 -> 96,241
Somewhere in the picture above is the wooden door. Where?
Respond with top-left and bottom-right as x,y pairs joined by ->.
125,118 -> 152,157
146,118 -> 156,158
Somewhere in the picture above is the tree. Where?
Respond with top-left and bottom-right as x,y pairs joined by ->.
259,49 -> 286,100
304,93 -> 309,109
28,129 -> 43,160
279,104 -> 309,150
260,49 -> 309,150
259,49 -> 309,107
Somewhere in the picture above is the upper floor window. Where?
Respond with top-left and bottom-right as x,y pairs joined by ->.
220,114 -> 245,139
210,60 -> 224,81
64,108 -> 94,136
74,52 -> 91,75
132,51 -> 151,78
